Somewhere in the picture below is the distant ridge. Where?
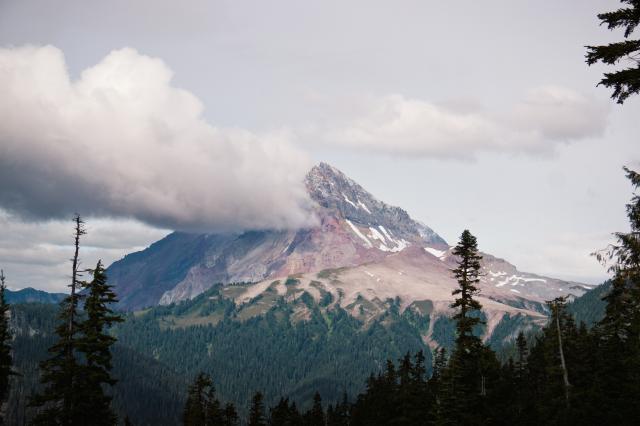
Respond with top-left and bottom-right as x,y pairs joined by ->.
6,287 -> 66,304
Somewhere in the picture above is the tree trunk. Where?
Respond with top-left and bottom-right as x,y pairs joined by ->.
555,307 -> 571,408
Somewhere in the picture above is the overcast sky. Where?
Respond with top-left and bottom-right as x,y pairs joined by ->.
0,0 -> 637,292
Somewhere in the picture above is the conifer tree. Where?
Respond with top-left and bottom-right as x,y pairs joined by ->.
30,215 -> 86,425
451,230 -> 483,344
329,392 -> 349,426
443,230 -> 500,425
591,167 -> 640,422
75,261 -> 123,425
184,373 -> 218,426
0,269 -> 13,423
548,298 -> 571,409
269,397 -> 292,426
515,332 -> 528,378
248,391 -> 267,426
222,403 -> 239,426
513,332 -> 530,418
586,0 -> 640,103
304,392 -> 324,426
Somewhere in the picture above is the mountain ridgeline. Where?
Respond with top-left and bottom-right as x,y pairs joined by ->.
106,163 -> 592,348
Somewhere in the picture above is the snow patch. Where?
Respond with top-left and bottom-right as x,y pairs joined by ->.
369,227 -> 387,243
378,226 -> 394,241
358,199 -> 372,214
342,193 -> 358,209
346,219 -> 373,248
424,247 -> 446,259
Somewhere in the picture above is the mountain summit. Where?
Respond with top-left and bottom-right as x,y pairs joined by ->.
107,162 -> 592,343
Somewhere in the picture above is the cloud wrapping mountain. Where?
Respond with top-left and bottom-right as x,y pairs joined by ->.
0,45 -> 316,232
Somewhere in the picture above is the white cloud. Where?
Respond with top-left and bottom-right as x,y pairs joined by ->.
0,209 -> 169,291
321,87 -> 610,159
0,45 -> 316,232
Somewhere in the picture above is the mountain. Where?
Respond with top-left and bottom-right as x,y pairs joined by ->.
107,163 -> 593,344
6,287 -> 66,304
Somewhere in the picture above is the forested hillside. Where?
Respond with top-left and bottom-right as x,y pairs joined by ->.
5,278 -> 609,425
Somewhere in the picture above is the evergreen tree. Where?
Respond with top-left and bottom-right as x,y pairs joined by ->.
75,261 -> 123,425
326,393 -> 349,426
513,332 -> 530,420
442,230 -> 500,425
222,403 -> 239,426
30,215 -> 86,425
248,392 -> 267,426
526,298 -> 578,424
0,269 -> 13,421
184,373 -> 226,426
303,392 -> 324,426
548,298 -> 571,409
204,383 -> 224,426
591,167 -> 640,423
586,0 -> 640,104
450,230 -> 483,344
269,397 -> 292,426
269,397 -> 302,426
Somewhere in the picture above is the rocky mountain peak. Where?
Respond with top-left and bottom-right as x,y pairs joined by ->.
305,162 -> 447,247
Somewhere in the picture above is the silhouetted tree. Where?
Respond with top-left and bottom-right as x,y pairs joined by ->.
586,0 -> 640,103
442,230 -> 500,425
303,392 -> 324,426
0,269 -> 13,424
248,392 -> 267,426
75,261 -> 123,425
30,215 -> 86,425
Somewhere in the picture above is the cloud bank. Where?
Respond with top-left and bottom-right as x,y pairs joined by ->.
322,87 -> 609,159
0,45 -> 315,232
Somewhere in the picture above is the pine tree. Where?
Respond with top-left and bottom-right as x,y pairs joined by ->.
450,230 -> 483,344
184,373 -> 212,426
513,332 -> 530,418
0,269 -> 13,423
74,261 -> 123,425
330,392 -> 349,426
515,332 -> 528,377
304,392 -> 324,426
591,167 -> 640,423
586,1 -> 640,104
548,298 -> 571,409
204,382 -> 224,426
442,230 -> 499,425
269,397 -> 292,426
30,215 -> 86,425
527,298 -> 578,424
222,403 -> 239,426
248,391 -> 266,426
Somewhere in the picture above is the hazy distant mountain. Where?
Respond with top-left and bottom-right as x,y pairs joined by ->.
6,287 -> 66,304
107,163 -> 593,344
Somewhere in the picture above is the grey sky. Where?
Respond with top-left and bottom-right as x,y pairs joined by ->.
0,0 -> 637,291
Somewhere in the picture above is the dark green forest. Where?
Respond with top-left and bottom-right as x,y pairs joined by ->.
0,251 -> 616,425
